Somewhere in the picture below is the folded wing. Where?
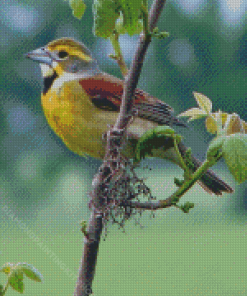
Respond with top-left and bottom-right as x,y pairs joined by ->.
79,73 -> 186,127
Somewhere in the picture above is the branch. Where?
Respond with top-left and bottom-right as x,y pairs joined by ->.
74,1 -> 168,295
74,211 -> 103,296
109,31 -> 128,77
115,0 -> 167,129
121,157 -> 219,211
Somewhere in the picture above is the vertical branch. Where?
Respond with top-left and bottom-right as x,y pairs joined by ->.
74,1 -> 167,295
74,212 -> 103,296
148,0 -> 167,33
115,0 -> 167,129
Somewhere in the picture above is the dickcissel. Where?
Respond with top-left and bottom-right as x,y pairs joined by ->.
26,37 -> 233,195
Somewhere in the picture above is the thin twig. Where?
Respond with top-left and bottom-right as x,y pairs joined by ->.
120,157 -> 218,211
109,31 -> 128,77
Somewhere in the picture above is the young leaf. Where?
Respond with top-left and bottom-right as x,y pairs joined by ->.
178,108 -> 207,121
222,133 -> 247,183
242,120 -> 247,134
67,0 -> 86,19
16,263 -> 43,282
93,0 -> 120,38
205,115 -> 217,134
115,14 -> 127,35
224,113 -> 245,135
207,136 -> 225,160
9,271 -> 24,293
180,201 -> 194,213
135,126 -> 176,162
93,0 -> 143,38
118,0 -> 143,35
205,112 -> 228,135
115,14 -> 143,35
193,92 -> 212,114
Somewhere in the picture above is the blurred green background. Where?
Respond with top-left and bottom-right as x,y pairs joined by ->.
1,0 -> 246,295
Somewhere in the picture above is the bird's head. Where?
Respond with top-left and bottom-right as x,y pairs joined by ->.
26,38 -> 100,79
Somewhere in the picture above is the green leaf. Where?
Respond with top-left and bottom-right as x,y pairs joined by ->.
118,0 -> 143,35
115,14 -> 127,35
135,126 -> 175,162
205,114 -> 221,134
174,177 -> 184,187
207,136 -> 225,160
115,13 -> 143,35
183,148 -> 194,171
180,202 -> 194,213
93,0 -> 143,38
93,0 -> 120,38
222,133 -> 247,184
67,0 -> 86,19
16,263 -> 43,282
9,271 -> 24,293
193,92 -> 212,114
178,107 -> 207,121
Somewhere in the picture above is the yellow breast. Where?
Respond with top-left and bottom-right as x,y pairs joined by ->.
41,79 -> 116,158
41,79 -> 157,159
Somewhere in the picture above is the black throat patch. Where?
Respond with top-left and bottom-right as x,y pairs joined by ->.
43,71 -> 58,95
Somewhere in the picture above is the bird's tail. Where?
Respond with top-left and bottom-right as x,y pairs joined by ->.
178,142 -> 234,195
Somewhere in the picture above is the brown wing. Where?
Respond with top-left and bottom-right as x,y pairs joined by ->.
79,73 -> 186,127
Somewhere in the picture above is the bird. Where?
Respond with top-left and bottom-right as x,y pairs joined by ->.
25,37 -> 233,195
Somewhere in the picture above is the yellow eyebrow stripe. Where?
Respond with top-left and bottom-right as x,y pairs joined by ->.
49,45 -> 92,62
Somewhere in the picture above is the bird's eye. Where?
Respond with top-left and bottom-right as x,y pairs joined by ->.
58,50 -> 68,59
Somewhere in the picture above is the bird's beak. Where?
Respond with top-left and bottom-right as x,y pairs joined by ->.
25,47 -> 53,66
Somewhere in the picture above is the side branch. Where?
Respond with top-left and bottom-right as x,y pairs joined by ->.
121,158 -> 218,211
109,32 -> 128,77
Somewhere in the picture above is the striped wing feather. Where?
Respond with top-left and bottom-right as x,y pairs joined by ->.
79,73 -> 186,127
